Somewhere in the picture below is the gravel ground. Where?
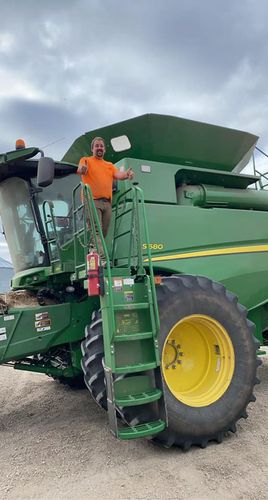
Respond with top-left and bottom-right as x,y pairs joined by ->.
0,354 -> 268,500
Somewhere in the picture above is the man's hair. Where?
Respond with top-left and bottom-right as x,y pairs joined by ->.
91,136 -> 106,150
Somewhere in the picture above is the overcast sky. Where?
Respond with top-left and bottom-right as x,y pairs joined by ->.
1,0 -> 268,262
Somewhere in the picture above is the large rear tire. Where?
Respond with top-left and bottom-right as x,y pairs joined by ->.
81,276 -> 260,449
81,310 -> 107,410
154,275 -> 260,449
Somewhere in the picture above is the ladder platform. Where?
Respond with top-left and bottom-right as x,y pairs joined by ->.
115,388 -> 162,407
118,419 -> 166,440
114,303 -> 149,311
114,361 -> 158,374
114,331 -> 153,342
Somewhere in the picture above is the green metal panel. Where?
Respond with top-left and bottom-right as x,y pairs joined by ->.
0,299 -> 95,362
111,158 -> 258,208
62,114 -> 258,173
142,204 -> 268,343
110,198 -> 268,334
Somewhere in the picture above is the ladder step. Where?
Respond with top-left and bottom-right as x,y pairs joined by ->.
118,419 -> 165,440
114,331 -> 153,342
114,361 -> 157,374
115,388 -> 162,407
114,303 -> 149,311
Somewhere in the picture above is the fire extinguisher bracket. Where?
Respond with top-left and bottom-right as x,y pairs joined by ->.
87,252 -> 105,296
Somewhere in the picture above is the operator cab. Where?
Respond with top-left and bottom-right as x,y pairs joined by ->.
0,142 -> 78,275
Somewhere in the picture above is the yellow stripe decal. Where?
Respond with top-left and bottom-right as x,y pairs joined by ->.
144,244 -> 268,262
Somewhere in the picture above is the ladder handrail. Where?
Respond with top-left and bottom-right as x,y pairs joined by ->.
111,186 -> 144,270
254,169 -> 268,190
112,185 -> 160,333
72,182 -> 116,339
135,185 -> 160,334
72,184 -> 89,276
42,200 -> 62,270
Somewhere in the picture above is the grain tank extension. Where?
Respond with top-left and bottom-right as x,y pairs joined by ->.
0,114 -> 265,449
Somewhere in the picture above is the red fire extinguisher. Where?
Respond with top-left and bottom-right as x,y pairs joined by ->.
87,252 -> 101,296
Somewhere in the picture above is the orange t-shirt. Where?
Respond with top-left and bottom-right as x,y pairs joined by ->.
78,156 -> 118,201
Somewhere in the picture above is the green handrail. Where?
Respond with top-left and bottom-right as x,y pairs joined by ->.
135,185 -> 160,334
255,169 -> 268,190
72,181 -> 159,342
42,200 -> 62,270
111,184 -> 160,333
84,184 -> 117,343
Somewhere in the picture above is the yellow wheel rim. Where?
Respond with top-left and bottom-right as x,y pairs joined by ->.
162,314 -> 235,407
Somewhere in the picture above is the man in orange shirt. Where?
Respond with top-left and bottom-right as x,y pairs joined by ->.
77,136 -> 134,260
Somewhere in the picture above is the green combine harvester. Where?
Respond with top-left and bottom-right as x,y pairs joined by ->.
0,113 -> 265,449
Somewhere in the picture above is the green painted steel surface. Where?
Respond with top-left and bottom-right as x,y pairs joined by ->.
0,299 -> 94,365
0,147 -> 40,165
100,270 -> 165,438
63,114 -> 258,173
0,112 -> 267,372
112,198 -> 268,316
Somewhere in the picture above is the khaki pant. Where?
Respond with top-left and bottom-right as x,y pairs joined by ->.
89,199 -> 112,259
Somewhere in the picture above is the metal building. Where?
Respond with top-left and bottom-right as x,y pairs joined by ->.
0,258 -> 13,292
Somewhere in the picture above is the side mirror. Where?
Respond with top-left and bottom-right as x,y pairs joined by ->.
37,157 -> 55,187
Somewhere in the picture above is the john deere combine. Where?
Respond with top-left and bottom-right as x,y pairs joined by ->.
0,114 -> 265,449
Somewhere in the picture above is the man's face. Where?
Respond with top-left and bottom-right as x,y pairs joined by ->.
92,139 -> 106,159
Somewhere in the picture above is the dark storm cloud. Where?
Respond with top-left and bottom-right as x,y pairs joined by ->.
0,98 -> 104,158
1,0 -> 268,155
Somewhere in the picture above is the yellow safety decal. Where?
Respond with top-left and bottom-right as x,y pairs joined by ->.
144,244 -> 268,262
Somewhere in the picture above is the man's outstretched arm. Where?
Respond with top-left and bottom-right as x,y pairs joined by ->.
114,168 -> 134,181
77,158 -> 88,175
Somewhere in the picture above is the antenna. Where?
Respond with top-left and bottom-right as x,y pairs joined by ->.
41,137 -> 66,150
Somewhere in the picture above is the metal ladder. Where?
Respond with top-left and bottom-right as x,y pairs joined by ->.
73,182 -> 167,439
102,271 -> 166,439
104,185 -> 167,439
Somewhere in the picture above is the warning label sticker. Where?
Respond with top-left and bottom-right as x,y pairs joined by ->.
4,315 -> 14,321
35,312 -> 49,320
124,291 -> 134,302
113,278 -> 123,291
35,319 -> 51,329
123,278 -> 134,286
